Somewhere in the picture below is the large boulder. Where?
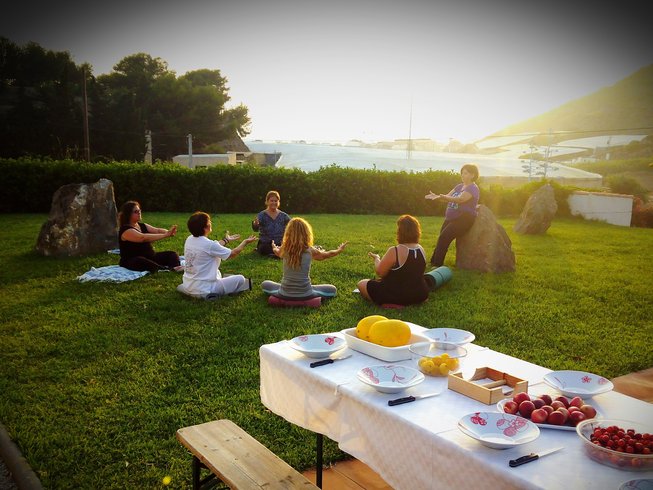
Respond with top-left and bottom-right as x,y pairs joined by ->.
456,205 -> 516,273
514,184 -> 558,234
35,179 -> 118,257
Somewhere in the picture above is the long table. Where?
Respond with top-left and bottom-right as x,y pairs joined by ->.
259,325 -> 653,489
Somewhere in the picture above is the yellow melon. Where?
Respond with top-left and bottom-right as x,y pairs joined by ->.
356,315 -> 387,341
368,319 -> 411,347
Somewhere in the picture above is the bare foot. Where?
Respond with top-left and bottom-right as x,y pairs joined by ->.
173,265 -> 185,272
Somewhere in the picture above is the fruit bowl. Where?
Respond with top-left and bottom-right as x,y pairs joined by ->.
458,411 -> 540,449
357,365 -> 425,394
576,418 -> 653,471
422,327 -> 475,347
409,341 -> 467,376
289,334 -> 346,358
497,394 -> 600,431
341,327 -> 431,362
543,370 -> 614,398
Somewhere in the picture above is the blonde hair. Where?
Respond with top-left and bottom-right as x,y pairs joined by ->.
280,217 -> 313,269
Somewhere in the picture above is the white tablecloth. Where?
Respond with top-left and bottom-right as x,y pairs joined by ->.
259,326 -> 653,489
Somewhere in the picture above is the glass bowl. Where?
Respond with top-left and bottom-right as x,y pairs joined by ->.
409,341 -> 467,377
576,418 -> 653,471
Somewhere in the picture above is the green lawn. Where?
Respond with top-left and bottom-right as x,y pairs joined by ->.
0,213 -> 652,489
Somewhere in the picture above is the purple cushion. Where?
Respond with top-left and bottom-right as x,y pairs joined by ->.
381,303 -> 405,309
268,295 -> 322,308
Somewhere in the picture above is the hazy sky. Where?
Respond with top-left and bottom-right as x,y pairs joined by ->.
2,0 -> 652,143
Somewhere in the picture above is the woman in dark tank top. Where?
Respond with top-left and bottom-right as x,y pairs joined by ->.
357,215 -> 429,306
118,200 -> 181,273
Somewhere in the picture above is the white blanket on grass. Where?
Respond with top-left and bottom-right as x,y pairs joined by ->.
77,265 -> 149,283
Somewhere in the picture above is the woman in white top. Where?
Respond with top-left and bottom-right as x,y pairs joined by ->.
178,212 -> 256,299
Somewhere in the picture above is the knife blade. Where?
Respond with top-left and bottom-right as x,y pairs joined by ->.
310,354 -> 352,368
509,447 -> 563,467
388,392 -> 442,406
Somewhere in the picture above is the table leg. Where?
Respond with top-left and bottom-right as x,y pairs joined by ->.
316,433 -> 323,489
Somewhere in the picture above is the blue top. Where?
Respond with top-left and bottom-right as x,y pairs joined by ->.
445,183 -> 480,220
253,211 -> 291,244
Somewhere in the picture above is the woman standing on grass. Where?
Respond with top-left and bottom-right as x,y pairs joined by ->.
178,212 -> 256,299
252,190 -> 291,257
357,214 -> 429,306
425,163 -> 480,267
118,200 -> 181,272
261,217 -> 348,299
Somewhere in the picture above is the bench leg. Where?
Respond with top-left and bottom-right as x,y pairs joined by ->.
192,456 -> 220,489
316,433 -> 323,489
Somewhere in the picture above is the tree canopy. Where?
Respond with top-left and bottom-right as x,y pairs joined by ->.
0,38 -> 250,161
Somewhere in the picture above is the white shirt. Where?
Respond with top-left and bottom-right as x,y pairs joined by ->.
181,235 -> 231,295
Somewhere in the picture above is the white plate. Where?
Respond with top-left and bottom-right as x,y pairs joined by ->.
357,365 -> 425,394
422,328 -> 475,346
458,412 -> 539,449
289,334 -> 346,359
341,326 -> 431,362
543,370 -> 614,398
619,480 -> 653,490
497,398 -> 601,431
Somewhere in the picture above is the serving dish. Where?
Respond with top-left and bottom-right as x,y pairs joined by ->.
409,341 -> 467,377
543,370 -> 614,398
497,397 -> 600,431
422,327 -> 475,346
341,327 -> 430,362
457,411 -> 540,449
289,334 -> 346,358
576,418 -> 653,471
357,365 -> 425,394
619,480 -> 653,490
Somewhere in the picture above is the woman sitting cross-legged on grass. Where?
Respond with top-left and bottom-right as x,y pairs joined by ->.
177,212 -> 256,299
261,217 -> 348,299
118,200 -> 181,273
252,190 -> 291,257
357,214 -> 430,306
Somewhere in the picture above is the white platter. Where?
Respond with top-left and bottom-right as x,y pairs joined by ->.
357,365 -> 425,394
458,411 -> 540,449
497,398 -> 600,432
289,334 -> 346,359
543,370 -> 614,398
422,328 -> 475,346
341,327 -> 431,362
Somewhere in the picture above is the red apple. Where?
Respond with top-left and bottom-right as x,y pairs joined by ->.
513,392 -> 531,405
539,394 -> 553,405
547,411 -> 566,425
503,400 -> 519,415
542,405 -> 554,415
551,400 -> 566,410
569,411 -> 587,426
554,396 -> 570,408
531,408 -> 549,424
556,407 -> 569,423
569,396 -> 584,408
532,398 -> 545,409
579,404 -> 597,419
519,400 -> 536,418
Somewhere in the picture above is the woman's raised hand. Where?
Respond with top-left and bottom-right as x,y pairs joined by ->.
225,231 -> 241,242
368,251 -> 380,261
425,191 -> 439,200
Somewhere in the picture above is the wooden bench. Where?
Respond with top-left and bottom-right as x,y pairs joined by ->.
176,419 -> 320,490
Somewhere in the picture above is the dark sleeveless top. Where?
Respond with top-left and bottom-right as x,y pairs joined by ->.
366,245 -> 429,306
119,223 -> 155,265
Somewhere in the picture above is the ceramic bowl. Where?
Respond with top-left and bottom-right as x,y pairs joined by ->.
289,334 -> 346,359
422,327 -> 475,347
543,370 -> 614,398
576,418 -> 653,471
458,411 -> 540,449
357,364 -> 425,394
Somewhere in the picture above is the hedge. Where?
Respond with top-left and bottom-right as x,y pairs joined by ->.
0,158 -> 575,217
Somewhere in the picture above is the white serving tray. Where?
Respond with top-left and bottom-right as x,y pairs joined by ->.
341,327 -> 431,362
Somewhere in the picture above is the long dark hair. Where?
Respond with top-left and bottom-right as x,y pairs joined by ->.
118,201 -> 140,227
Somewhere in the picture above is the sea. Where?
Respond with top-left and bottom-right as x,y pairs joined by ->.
245,141 -> 596,179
